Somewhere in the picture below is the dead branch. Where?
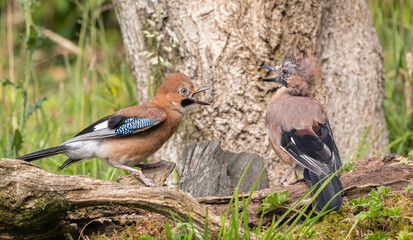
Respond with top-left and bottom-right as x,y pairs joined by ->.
37,27 -> 80,55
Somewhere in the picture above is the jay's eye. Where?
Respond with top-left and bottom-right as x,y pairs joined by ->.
282,68 -> 289,75
179,87 -> 188,95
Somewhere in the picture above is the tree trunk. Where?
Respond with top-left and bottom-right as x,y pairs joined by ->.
177,140 -> 270,197
112,0 -> 388,186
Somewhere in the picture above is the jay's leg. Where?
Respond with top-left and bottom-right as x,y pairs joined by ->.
134,160 -> 166,170
110,163 -> 156,187
279,163 -> 297,186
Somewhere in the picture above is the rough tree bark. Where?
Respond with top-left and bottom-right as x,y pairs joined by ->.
1,155 -> 411,239
113,0 -> 388,186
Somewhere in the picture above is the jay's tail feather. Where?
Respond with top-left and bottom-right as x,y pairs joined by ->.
303,168 -> 343,212
17,145 -> 68,162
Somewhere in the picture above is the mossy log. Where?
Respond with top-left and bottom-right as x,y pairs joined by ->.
199,154 -> 413,226
0,159 -> 220,239
0,154 -> 412,239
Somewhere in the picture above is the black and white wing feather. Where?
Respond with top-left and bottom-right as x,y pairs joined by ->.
63,105 -> 166,144
280,120 -> 342,176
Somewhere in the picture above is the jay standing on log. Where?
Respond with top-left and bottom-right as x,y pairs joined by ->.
260,53 -> 343,211
18,73 -> 210,187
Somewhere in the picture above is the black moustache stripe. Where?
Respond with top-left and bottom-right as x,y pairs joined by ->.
181,99 -> 194,107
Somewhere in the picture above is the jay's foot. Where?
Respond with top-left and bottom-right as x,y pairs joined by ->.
110,162 -> 157,187
129,170 -> 157,187
279,163 -> 297,187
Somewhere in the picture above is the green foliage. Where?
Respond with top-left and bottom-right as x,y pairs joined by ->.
347,186 -> 408,239
134,235 -> 159,240
0,0 -> 134,180
409,151 -> 413,160
0,4 -> 47,158
350,187 -> 401,222
163,201 -> 205,239
0,74 -> 47,158
63,233 -> 74,240
363,232 -> 390,240
341,163 -> 357,173
217,160 -> 259,240
162,163 -> 341,240
164,221 -> 202,240
352,125 -> 384,161
397,231 -> 413,240
405,180 -> 413,193
368,0 -> 413,156
255,172 -> 341,239
256,191 -> 290,214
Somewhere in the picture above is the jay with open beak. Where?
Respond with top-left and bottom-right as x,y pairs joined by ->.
260,53 -> 343,211
18,73 -> 210,187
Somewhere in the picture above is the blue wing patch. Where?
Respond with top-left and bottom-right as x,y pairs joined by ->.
115,118 -> 156,135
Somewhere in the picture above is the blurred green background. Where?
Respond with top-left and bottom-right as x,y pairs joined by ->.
0,0 -> 412,180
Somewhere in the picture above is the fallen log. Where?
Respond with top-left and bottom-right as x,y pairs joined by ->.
0,154 -> 411,239
198,154 -> 413,226
0,159 -> 220,239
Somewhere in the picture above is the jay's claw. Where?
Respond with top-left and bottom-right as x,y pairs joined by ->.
129,169 -> 157,187
141,177 -> 156,187
280,179 -> 289,187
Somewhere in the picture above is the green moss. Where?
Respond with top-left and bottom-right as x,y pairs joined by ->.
405,180 -> 413,193
86,219 -> 166,240
0,186 -> 18,224
11,196 -> 68,227
315,204 -> 353,239
341,163 -> 357,173
314,194 -> 413,240
0,188 -> 63,227
0,186 -> 70,228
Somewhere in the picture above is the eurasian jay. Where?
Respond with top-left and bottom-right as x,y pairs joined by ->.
18,73 -> 210,187
260,53 -> 343,211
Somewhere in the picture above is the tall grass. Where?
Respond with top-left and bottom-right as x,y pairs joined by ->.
0,0 -> 135,180
368,0 -> 413,156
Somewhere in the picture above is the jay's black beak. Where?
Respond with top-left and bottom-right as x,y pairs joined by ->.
187,86 -> 211,105
262,65 -> 280,73
260,76 -> 282,82
260,65 -> 288,87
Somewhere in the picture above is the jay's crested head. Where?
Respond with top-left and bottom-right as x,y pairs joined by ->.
260,54 -> 321,96
154,73 -> 210,111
